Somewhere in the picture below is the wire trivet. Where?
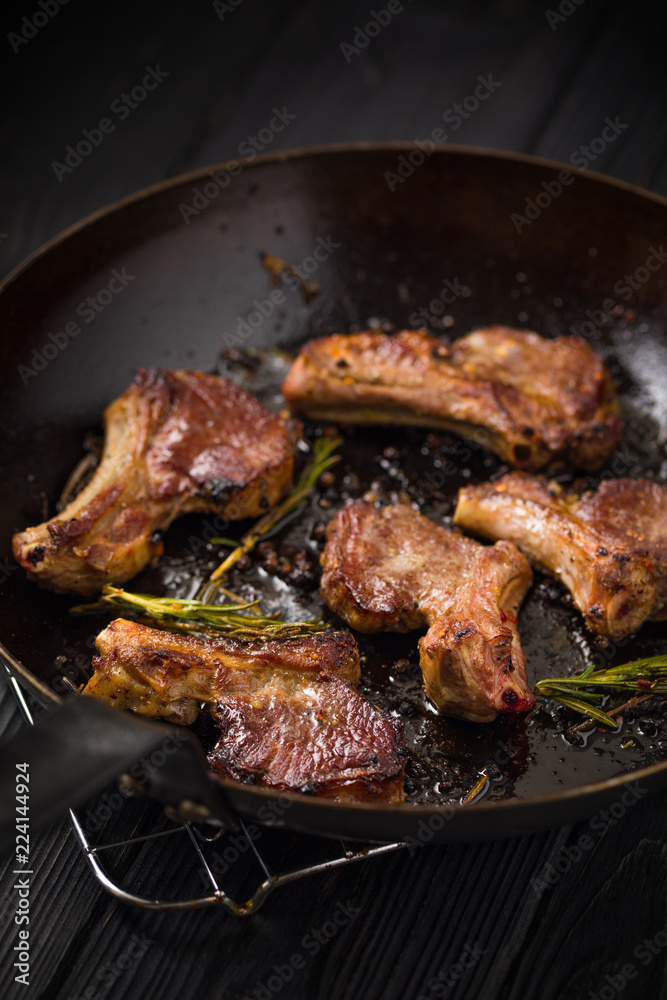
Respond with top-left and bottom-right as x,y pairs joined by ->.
3,666 -> 407,914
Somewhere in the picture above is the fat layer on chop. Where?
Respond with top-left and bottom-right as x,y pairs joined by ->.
320,502 -> 535,722
13,369 -> 295,596
454,473 -> 667,640
83,618 -> 404,803
282,327 -> 622,471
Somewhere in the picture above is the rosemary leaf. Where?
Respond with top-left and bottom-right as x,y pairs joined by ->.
462,772 -> 489,804
96,585 -> 329,643
535,653 -> 667,729
198,435 -> 341,600
537,684 -> 601,705
549,695 -> 619,730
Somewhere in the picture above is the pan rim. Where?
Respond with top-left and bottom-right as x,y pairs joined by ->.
3,631 -> 662,822
3,140 -> 667,823
3,139 -> 667,298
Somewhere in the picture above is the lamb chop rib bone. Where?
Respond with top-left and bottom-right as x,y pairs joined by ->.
282,327 -> 622,471
13,369 -> 294,596
454,473 -> 667,640
320,502 -> 535,722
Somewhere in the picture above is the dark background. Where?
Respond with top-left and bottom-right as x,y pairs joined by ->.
1,1 -> 667,998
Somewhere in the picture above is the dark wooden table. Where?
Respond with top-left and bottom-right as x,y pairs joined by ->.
2,1 -> 667,997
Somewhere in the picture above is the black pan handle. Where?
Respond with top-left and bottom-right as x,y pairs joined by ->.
0,694 -> 239,855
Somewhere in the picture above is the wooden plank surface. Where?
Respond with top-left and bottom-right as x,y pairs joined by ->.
1,1 -> 667,998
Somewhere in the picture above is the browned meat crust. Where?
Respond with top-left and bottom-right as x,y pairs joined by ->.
282,327 -> 622,471
320,502 -> 535,722
13,369 -> 294,596
83,618 -> 404,803
84,618 -> 361,723
209,678 -> 404,803
454,473 -> 667,640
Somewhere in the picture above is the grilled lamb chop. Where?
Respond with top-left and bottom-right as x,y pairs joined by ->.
454,474 -> 667,640
207,679 -> 403,802
13,369 -> 294,597
320,502 -> 535,722
84,618 -> 404,802
282,327 -> 622,471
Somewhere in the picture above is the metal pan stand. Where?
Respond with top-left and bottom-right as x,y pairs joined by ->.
3,665 -> 407,914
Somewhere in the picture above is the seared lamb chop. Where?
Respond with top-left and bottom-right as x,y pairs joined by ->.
454,474 -> 667,640
320,502 -> 535,722
84,617 -> 361,723
207,678 -> 403,801
13,369 -> 294,597
282,327 -> 622,471
84,618 -> 404,802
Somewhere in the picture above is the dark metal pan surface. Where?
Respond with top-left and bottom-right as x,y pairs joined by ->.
1,144 -> 666,843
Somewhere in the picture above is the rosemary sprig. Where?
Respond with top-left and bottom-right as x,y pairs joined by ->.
96,585 -> 329,643
535,655 -> 667,729
564,695 -> 654,740
198,436 -> 341,601
462,772 -> 490,804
